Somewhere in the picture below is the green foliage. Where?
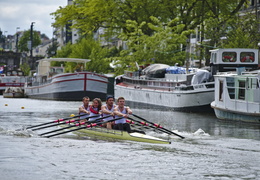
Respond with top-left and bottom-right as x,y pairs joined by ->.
111,17 -> 193,75
52,0 -> 167,36
51,0 -> 257,73
202,0 -> 249,48
20,62 -> 31,76
18,30 -> 41,52
223,13 -> 260,48
55,42 -> 73,57
46,40 -> 59,57
54,37 -> 111,73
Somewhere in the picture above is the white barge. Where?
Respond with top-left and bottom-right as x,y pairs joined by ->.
115,48 -> 259,111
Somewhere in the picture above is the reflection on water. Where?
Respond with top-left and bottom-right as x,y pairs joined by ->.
131,104 -> 260,140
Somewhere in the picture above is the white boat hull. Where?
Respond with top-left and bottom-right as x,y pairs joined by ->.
211,69 -> 260,124
25,72 -> 108,101
115,84 -> 214,110
211,101 -> 260,123
3,92 -> 24,98
0,76 -> 25,94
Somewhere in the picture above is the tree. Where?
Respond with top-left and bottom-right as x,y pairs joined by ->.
222,13 -> 260,48
18,30 -> 41,52
51,0 -> 166,36
110,17 -> 193,75
46,40 -> 59,57
202,0 -> 248,48
20,62 -> 31,76
51,0 -> 254,70
52,0 -> 248,38
55,36 -> 111,73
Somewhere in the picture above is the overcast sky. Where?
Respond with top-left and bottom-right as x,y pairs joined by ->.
0,0 -> 68,38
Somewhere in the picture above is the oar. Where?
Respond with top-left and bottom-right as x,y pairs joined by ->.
44,117 -> 123,138
131,114 -> 185,139
127,119 -> 151,130
39,115 -> 112,136
31,115 -> 101,131
126,117 -> 171,135
130,123 -> 150,130
24,113 -> 96,130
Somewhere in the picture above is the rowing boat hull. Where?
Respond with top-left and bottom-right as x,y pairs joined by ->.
73,127 -> 170,144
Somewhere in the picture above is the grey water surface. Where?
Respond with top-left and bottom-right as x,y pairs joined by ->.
0,96 -> 259,180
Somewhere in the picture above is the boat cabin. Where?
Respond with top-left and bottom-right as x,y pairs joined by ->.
210,48 -> 259,73
28,58 -> 91,85
35,58 -> 90,76
48,67 -> 64,77
36,59 -> 64,77
213,71 -> 260,116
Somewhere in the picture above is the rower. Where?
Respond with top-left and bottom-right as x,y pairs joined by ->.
113,97 -> 132,133
78,96 -> 91,120
88,98 -> 102,121
101,95 -> 116,129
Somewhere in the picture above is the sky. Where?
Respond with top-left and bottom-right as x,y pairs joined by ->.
0,0 -> 68,39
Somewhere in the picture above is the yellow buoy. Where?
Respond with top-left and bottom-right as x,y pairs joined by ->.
5,104 -> 8,106
70,114 -> 75,117
21,107 -> 25,109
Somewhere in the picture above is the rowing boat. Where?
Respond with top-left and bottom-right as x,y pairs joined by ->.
25,114 -> 178,144
67,126 -> 171,144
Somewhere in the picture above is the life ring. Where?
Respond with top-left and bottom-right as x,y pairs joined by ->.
223,55 -> 235,62
241,56 -> 254,62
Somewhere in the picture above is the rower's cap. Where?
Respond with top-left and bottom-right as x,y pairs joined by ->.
106,95 -> 114,101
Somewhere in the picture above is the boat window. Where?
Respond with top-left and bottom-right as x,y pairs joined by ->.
227,77 -> 235,99
154,82 -> 160,86
240,52 -> 255,63
251,78 -> 259,89
56,68 -> 64,73
238,81 -> 245,100
219,80 -> 223,101
222,52 -> 236,62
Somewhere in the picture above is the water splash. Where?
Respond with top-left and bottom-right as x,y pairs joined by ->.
0,126 -> 38,137
193,128 -> 210,136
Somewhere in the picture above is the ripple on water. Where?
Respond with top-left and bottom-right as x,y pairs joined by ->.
0,97 -> 259,179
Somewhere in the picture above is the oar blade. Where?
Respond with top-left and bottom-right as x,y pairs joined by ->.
131,114 -> 185,139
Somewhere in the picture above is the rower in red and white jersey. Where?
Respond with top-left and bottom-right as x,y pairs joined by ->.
88,98 -> 102,121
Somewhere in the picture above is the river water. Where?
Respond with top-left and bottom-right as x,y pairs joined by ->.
0,96 -> 259,180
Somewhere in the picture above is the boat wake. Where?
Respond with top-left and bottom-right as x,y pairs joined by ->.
144,128 -> 210,141
0,126 -> 38,137
192,128 -> 210,136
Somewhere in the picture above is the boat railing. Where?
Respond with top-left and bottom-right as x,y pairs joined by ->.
0,76 -> 26,83
122,72 -> 214,91
122,75 -> 177,90
26,75 -> 52,87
